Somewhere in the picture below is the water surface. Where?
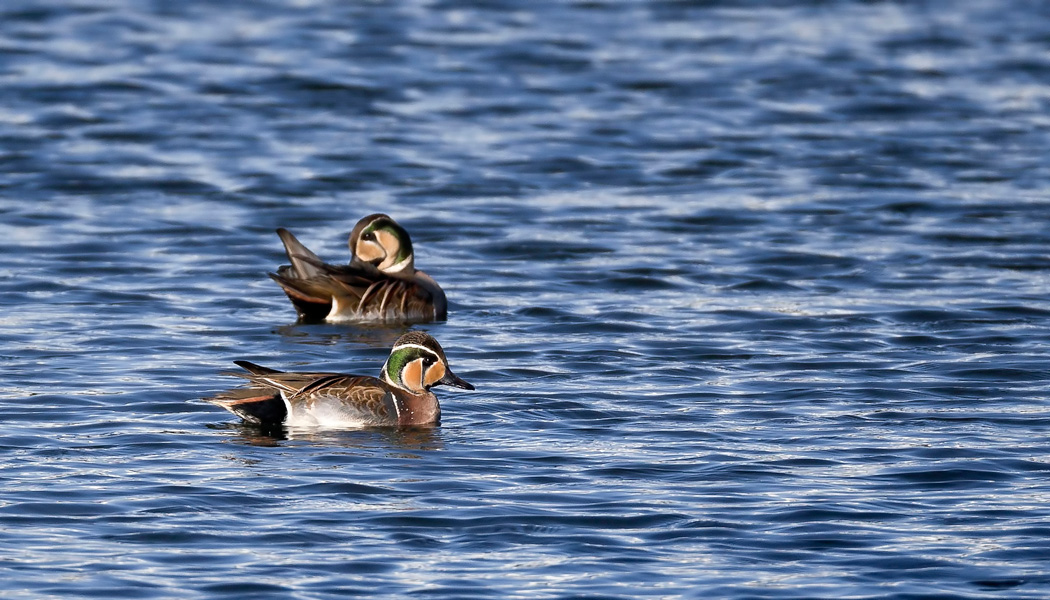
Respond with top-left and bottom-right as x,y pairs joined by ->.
2,1 -> 1050,598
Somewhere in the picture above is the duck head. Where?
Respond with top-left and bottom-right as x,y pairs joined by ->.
380,331 -> 474,394
349,213 -> 415,273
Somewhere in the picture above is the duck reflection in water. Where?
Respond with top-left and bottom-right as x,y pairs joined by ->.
208,421 -> 445,454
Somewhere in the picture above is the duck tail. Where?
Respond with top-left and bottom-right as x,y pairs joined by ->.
276,228 -> 324,279
233,360 -> 282,375
203,388 -> 287,425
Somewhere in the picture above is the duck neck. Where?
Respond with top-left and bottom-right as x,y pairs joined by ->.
396,390 -> 440,426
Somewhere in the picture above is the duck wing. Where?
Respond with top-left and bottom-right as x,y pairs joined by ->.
289,374 -> 397,423
298,258 -> 440,322
225,361 -> 344,394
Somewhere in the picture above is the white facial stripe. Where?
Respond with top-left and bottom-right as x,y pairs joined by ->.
390,343 -> 442,362
384,253 -> 413,273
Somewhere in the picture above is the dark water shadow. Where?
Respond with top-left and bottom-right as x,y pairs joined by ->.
273,322 -> 452,350
206,421 -> 444,454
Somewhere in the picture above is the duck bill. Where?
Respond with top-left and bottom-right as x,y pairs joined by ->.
439,370 -> 475,391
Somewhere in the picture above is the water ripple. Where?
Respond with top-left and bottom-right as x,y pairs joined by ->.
2,0 -> 1050,598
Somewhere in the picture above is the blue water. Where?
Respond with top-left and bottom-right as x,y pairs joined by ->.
3,1 -> 1050,598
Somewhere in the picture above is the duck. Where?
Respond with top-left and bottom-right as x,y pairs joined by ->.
205,331 -> 474,428
269,213 -> 447,323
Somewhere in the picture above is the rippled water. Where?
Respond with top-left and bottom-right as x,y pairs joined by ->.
3,1 -> 1050,598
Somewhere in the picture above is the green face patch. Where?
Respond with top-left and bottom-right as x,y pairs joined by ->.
385,346 -> 417,383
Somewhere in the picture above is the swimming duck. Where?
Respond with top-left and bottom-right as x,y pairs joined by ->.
205,331 -> 474,428
269,213 -> 447,323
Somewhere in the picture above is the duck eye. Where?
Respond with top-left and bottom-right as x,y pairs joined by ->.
362,231 -> 375,241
